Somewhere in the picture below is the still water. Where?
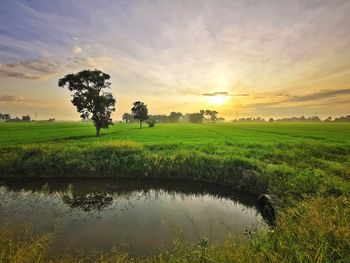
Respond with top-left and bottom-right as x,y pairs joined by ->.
0,178 -> 267,256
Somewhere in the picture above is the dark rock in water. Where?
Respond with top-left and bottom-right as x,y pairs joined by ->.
258,194 -> 276,224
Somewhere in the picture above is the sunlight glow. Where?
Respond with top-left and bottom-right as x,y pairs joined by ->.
209,95 -> 229,105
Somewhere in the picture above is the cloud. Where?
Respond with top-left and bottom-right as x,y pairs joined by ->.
202,91 -> 249,97
203,91 -> 229,96
73,46 -> 83,54
0,60 -> 62,79
243,88 -> 350,109
0,95 -> 24,103
0,56 -> 112,80
67,56 -> 111,68
285,88 -> 350,102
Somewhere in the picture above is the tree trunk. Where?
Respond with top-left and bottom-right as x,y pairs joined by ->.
96,126 -> 101,137
139,120 -> 142,129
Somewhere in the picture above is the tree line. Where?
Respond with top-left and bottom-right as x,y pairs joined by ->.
122,110 -> 225,124
0,113 -> 56,122
232,115 -> 350,122
0,114 -> 31,122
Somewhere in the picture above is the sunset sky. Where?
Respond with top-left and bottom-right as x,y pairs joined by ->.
1,0 -> 350,120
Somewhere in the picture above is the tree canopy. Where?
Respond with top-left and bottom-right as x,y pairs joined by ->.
131,101 -> 148,128
58,69 -> 116,136
0,113 -> 11,121
205,110 -> 218,122
186,110 -> 205,123
122,113 -> 134,123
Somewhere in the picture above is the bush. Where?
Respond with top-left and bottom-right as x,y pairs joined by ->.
146,118 -> 156,127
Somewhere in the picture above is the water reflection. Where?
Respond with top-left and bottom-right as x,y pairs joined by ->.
0,178 -> 267,256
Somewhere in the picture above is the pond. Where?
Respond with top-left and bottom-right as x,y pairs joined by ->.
0,178 -> 267,256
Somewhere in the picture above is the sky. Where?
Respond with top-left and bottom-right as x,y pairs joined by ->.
0,0 -> 350,120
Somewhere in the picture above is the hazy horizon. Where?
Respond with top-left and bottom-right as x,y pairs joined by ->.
1,0 -> 350,120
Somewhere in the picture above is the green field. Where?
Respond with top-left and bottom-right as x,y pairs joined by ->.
0,122 -> 350,262
1,121 -> 350,145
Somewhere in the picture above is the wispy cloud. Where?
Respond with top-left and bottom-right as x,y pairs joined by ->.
0,56 -> 111,80
0,94 -> 24,102
72,46 -> 83,54
202,91 -> 249,97
285,88 -> 350,102
243,88 -> 350,109
203,92 -> 230,96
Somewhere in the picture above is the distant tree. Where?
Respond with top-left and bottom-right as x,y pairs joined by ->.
8,116 -> 21,122
146,118 -> 156,128
0,113 -> 11,121
204,110 -> 211,121
187,110 -> 205,123
334,115 -> 350,122
217,117 -> 225,122
205,110 -> 218,122
169,112 -> 182,123
309,116 -> 321,122
131,101 -> 148,129
324,116 -> 332,122
58,69 -> 116,137
3,114 -> 8,121
269,118 -> 274,122
122,113 -> 134,123
21,115 -> 31,122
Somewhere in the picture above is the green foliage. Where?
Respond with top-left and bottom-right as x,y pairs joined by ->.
204,109 -> 218,122
146,118 -> 156,127
186,111 -> 205,123
131,101 -> 148,128
58,69 -> 116,136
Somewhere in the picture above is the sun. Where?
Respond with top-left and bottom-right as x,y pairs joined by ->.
209,95 -> 228,105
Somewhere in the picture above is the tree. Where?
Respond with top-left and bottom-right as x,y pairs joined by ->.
187,110 -> 205,123
324,116 -> 332,122
131,101 -> 148,129
122,113 -> 133,123
0,113 -> 11,121
146,118 -> 156,127
205,110 -> 218,122
169,112 -> 182,122
21,115 -> 31,122
58,69 -> 116,137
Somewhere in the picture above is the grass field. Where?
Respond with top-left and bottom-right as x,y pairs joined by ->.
0,122 -> 350,262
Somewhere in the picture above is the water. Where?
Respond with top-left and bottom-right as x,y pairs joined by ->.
0,178 -> 267,256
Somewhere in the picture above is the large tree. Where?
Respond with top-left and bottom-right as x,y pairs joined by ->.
58,69 -> 116,137
131,101 -> 148,129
